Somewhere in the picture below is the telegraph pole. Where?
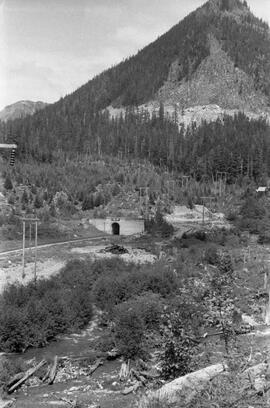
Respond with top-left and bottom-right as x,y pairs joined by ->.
166,180 -> 175,202
216,171 -> 227,197
21,216 -> 39,284
139,187 -> 149,219
22,220 -> 26,278
181,175 -> 191,189
201,196 -> 215,225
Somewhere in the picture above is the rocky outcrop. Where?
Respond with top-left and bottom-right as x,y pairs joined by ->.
158,36 -> 269,113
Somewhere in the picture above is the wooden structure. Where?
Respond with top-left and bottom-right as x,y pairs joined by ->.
201,196 -> 215,224
21,216 -> 39,282
216,171 -> 227,196
0,143 -> 18,166
0,143 -> 17,149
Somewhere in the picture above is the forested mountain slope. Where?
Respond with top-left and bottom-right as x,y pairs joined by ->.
0,0 -> 270,171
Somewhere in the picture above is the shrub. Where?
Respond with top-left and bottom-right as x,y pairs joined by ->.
34,194 -> 43,209
92,262 -> 177,311
258,233 -> 270,244
0,259 -> 96,352
161,309 -> 199,380
21,189 -> 29,205
114,292 -> 162,331
226,210 -> 237,221
3,176 -> 13,190
96,332 -> 115,352
204,245 -> 219,265
7,193 -> 16,205
145,210 -> 174,238
113,305 -> 145,359
82,194 -> 94,210
37,223 -> 66,239
240,195 -> 265,219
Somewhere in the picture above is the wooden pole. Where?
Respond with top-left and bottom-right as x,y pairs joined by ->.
29,222 -> 32,253
34,221 -> 37,286
22,221 -> 25,278
202,203 -> 205,225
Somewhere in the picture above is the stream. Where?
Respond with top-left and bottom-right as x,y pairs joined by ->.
6,313 -> 136,408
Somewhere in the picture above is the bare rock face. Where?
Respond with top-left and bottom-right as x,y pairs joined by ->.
158,36 -> 269,113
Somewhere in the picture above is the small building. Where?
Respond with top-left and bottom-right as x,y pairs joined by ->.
90,217 -> 145,236
256,186 -> 268,194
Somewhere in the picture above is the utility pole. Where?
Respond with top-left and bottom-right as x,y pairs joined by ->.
216,171 -> 227,197
181,175 -> 191,189
201,196 -> 215,225
166,180 -> 175,202
22,220 -> 26,278
21,216 -> 39,284
139,187 -> 149,219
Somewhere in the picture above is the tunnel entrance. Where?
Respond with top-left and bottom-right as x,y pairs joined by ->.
112,222 -> 120,235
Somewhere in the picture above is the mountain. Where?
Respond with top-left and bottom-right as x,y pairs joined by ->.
0,100 -> 47,122
69,0 -> 270,114
0,0 -> 270,162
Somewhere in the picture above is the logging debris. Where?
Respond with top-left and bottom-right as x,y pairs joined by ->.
48,356 -> 58,385
8,359 -> 47,394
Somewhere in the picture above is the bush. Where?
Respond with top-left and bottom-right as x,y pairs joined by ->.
82,194 -> 95,210
0,259 -> 96,352
96,332 -> 115,352
161,309 -> 199,380
114,292 -> 162,331
92,262 -> 177,311
3,176 -> 13,190
258,233 -> 270,244
113,305 -> 145,359
204,245 -> 219,265
37,223 -> 66,239
240,195 -> 265,219
145,210 -> 174,238
226,210 -> 237,221
34,194 -> 43,209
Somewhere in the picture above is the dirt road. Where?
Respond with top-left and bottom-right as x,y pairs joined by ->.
0,234 -> 107,257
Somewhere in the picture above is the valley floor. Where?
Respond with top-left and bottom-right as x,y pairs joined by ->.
1,218 -> 270,407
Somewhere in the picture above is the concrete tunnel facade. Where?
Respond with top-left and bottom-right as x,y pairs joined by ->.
89,217 -> 145,236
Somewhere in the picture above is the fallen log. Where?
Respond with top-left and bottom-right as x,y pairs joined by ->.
88,358 -> 103,376
241,362 -> 268,392
138,363 -> 227,407
122,381 -> 142,395
7,372 -> 24,389
131,369 -> 147,386
42,365 -> 51,383
8,359 -> 47,394
48,356 -> 58,385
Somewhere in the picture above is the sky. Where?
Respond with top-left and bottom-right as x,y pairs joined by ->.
0,0 -> 269,110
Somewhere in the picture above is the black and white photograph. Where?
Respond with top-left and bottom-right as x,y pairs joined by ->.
0,0 -> 270,406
